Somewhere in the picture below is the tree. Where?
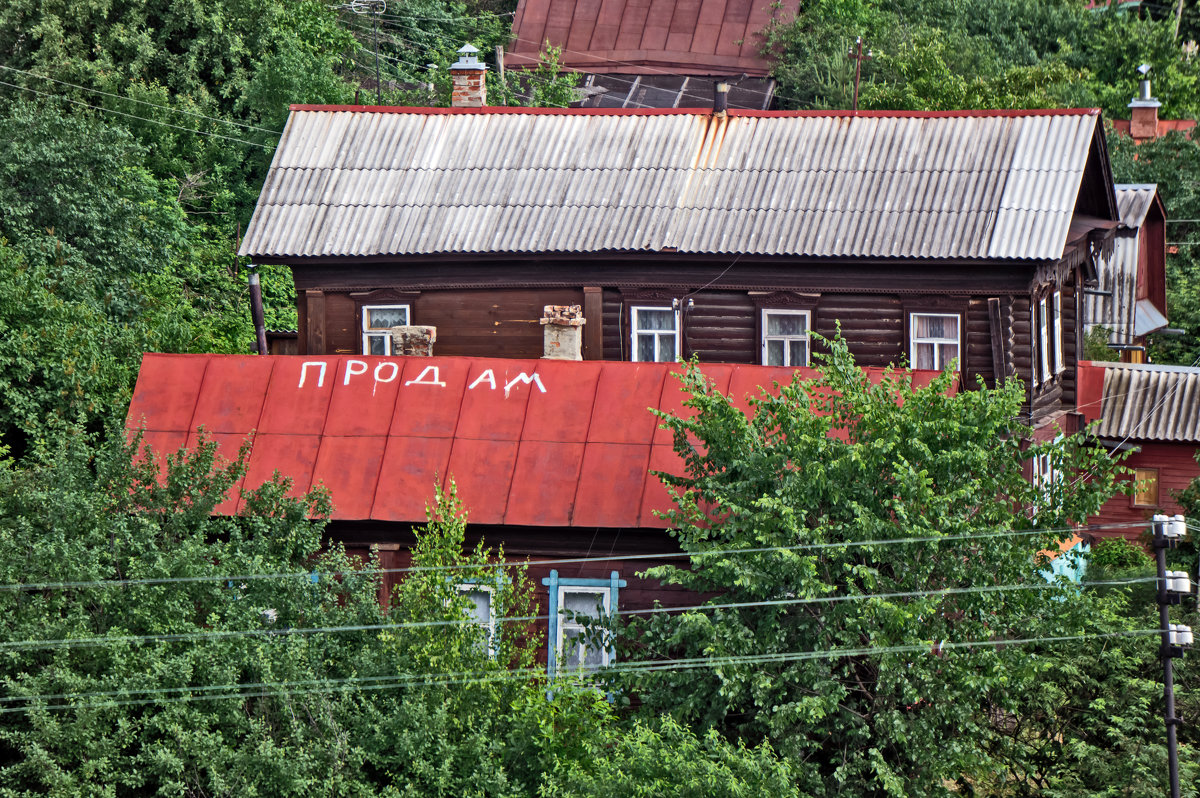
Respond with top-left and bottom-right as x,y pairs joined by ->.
612,337 -> 1160,795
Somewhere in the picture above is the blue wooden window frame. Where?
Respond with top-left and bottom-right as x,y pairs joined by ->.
541,570 -> 626,681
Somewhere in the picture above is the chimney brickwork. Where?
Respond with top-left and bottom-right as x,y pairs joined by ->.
450,44 -> 487,108
391,325 -> 437,356
541,305 -> 585,360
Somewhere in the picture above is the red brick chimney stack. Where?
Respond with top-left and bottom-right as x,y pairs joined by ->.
1128,63 -> 1161,143
451,44 -> 487,108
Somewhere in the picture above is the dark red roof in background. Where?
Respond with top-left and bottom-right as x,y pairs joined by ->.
508,0 -> 798,76
126,354 -> 941,528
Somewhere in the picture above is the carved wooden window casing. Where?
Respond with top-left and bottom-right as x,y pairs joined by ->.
909,312 -> 961,371
361,304 -> 410,355
761,309 -> 811,367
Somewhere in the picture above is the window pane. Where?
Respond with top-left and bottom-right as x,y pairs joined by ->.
657,333 -> 676,362
636,334 -> 656,362
366,334 -> 388,356
767,313 -> 807,336
461,589 -> 491,625
939,343 -> 959,369
790,340 -> 808,366
638,309 -> 675,331
562,592 -> 604,618
915,342 -> 935,370
367,307 -> 407,329
766,339 -> 785,366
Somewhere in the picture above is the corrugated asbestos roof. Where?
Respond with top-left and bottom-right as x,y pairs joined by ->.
1085,184 -> 1160,345
239,107 -> 1102,262
1092,362 -> 1200,443
125,353 -> 943,526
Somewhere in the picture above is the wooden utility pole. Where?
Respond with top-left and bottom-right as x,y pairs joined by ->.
848,37 -> 872,112
1175,0 -> 1185,41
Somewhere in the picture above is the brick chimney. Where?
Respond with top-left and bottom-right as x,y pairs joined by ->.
541,305 -> 585,360
391,325 -> 437,356
1128,64 -> 1161,142
450,44 -> 487,108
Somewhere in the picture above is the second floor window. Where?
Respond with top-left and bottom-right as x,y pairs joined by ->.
910,313 -> 960,371
631,306 -> 679,362
362,304 -> 410,355
761,310 -> 811,366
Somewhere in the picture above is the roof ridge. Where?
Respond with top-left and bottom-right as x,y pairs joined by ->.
288,104 -> 1102,119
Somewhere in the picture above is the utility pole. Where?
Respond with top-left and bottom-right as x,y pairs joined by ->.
1152,513 -> 1194,798
848,37 -> 872,112
1175,0 -> 1185,41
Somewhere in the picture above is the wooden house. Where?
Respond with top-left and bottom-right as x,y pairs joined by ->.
1078,360 -> 1200,540
126,97 -> 1134,672
238,99 -> 1120,436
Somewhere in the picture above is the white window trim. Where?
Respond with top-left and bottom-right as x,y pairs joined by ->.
361,304 -> 411,356
1053,291 -> 1064,375
456,583 -> 496,657
908,312 -> 961,372
760,309 -> 811,367
630,305 -> 681,363
1038,297 -> 1051,383
556,586 -> 612,670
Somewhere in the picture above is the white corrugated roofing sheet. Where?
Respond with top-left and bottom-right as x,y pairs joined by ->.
239,107 -> 1102,261
1097,362 -> 1200,443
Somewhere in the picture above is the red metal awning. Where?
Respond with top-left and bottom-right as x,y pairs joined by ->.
125,354 -> 943,528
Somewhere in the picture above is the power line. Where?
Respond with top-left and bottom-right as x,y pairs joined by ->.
0,64 -> 281,135
0,628 -> 1163,715
0,521 -> 1152,593
0,577 -> 1159,653
0,79 -> 274,150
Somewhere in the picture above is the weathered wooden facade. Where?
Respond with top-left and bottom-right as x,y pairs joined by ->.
242,105 -> 1120,433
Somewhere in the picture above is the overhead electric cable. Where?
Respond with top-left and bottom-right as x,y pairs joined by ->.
0,577 -> 1158,653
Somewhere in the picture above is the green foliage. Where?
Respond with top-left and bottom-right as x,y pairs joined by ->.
0,433 -> 795,794
1083,324 -> 1122,362
614,337 -> 1150,795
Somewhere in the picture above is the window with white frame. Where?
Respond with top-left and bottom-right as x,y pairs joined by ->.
541,570 -> 626,679
1038,296 -> 1051,383
457,583 -> 496,656
909,313 -> 960,371
761,309 -> 811,367
630,306 -> 680,362
1053,291 -> 1064,375
361,304 -> 410,355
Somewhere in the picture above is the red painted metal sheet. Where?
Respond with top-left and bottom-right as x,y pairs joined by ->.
690,22 -> 721,54
389,358 -> 472,438
127,354 -> 208,432
126,354 -> 955,530
639,443 -> 686,528
323,358 -> 405,436
505,441 -> 586,526
189,356 -> 274,434
522,360 -> 602,442
572,442 -> 653,528
1076,361 -> 1105,424
653,362 -> 734,445
130,430 -> 189,486
444,439 -> 520,525
455,360 -> 543,441
183,430 -> 254,515
371,436 -> 455,521
258,358 -> 336,435
726,365 -> 802,416
566,0 -> 602,52
588,362 -> 669,443
237,433 -> 321,510
312,436 -> 388,520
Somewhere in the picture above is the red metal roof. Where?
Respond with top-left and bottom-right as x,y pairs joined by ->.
126,354 -> 943,528
507,0 -> 799,76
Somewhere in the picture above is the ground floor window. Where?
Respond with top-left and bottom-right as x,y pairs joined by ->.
362,304 -> 410,355
909,312 -> 960,371
630,306 -> 679,362
761,309 -> 811,366
541,570 -> 626,679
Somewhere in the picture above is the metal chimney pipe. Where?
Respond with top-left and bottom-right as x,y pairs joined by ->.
1140,78 -> 1153,101
713,80 -> 729,116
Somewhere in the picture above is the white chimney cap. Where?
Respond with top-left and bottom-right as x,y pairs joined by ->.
1138,63 -> 1152,76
